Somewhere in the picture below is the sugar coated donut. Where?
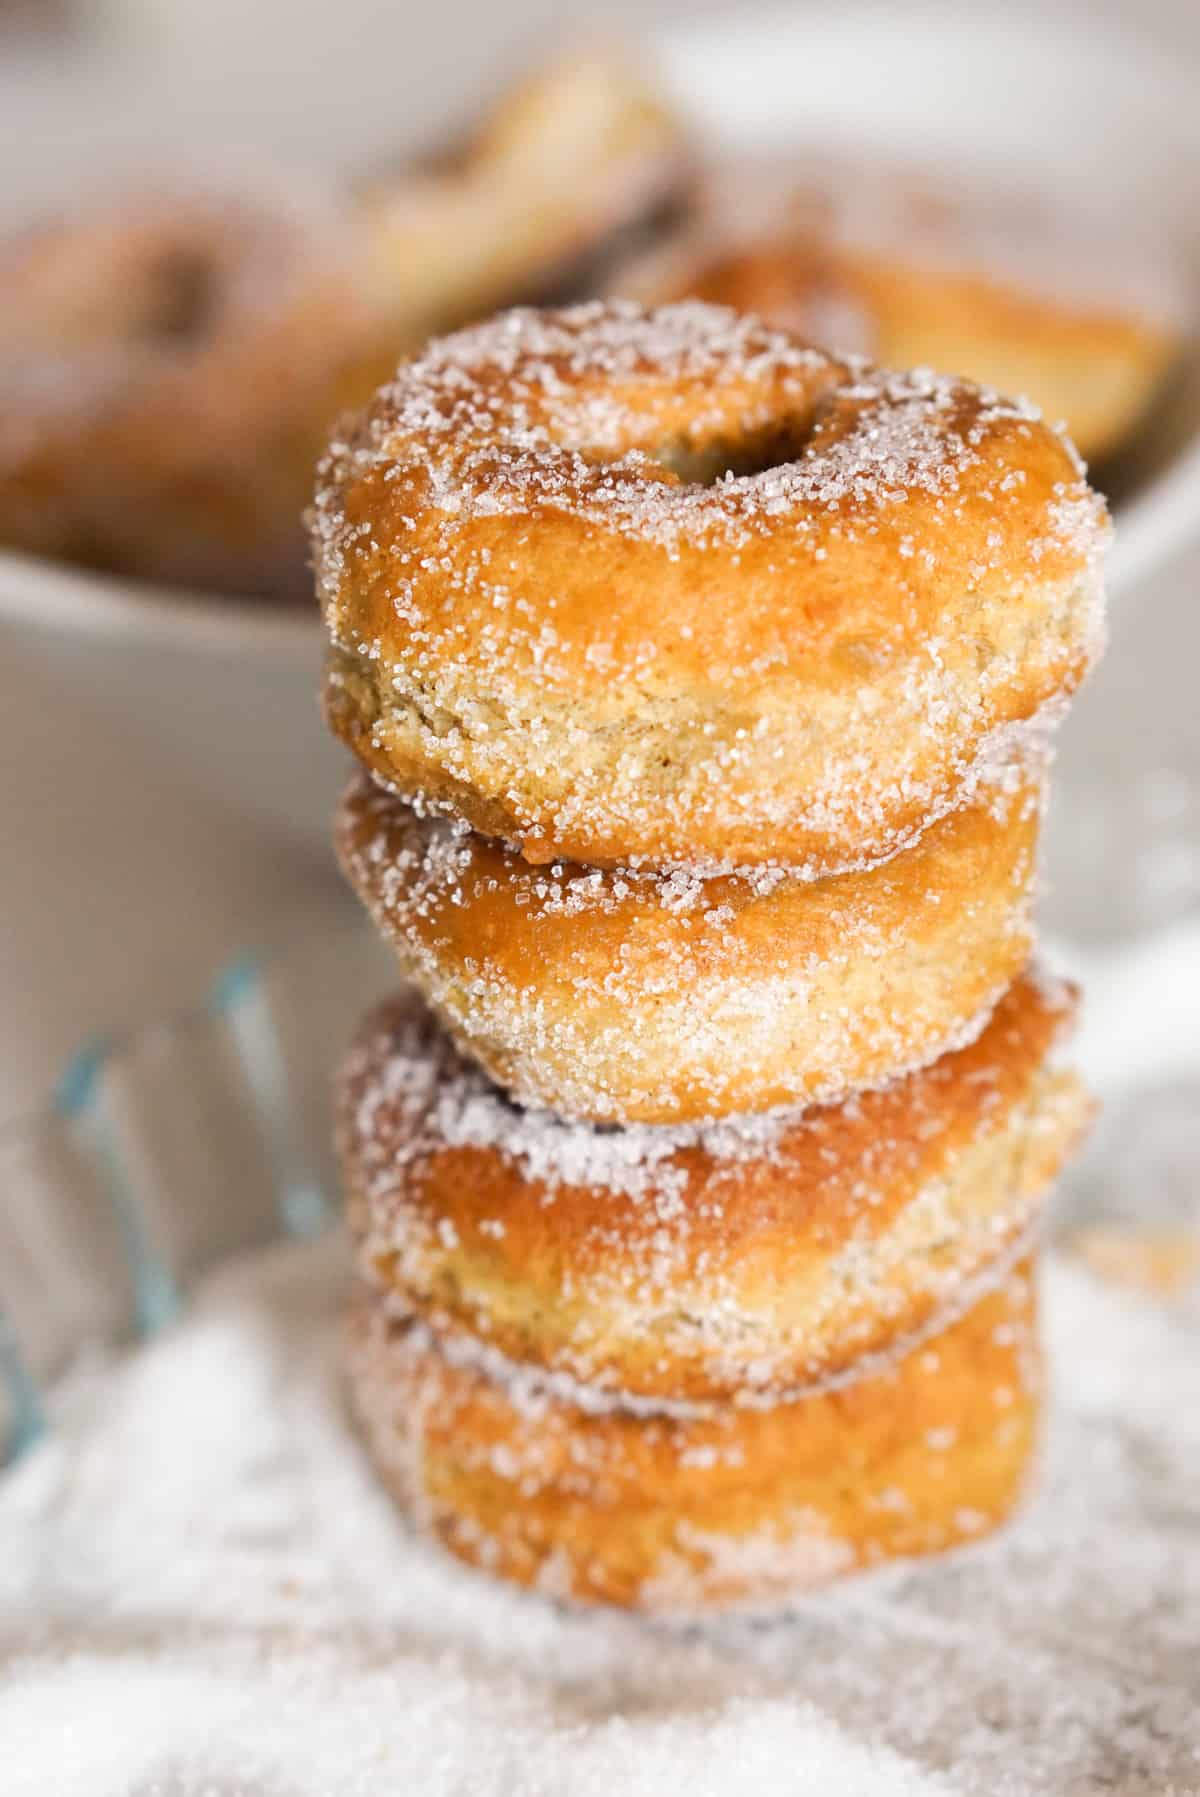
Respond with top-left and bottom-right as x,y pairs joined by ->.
338,757 -> 1043,1123
0,186 -> 382,594
313,301 -> 1108,871
346,1256 -> 1040,1612
337,974 -> 1085,1402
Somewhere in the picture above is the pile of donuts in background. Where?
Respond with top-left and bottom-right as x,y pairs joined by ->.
315,295 -> 1109,1608
0,48 -> 1180,602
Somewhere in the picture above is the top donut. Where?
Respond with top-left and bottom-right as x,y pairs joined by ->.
312,300 -> 1108,872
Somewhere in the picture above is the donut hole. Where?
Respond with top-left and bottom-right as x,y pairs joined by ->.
651,422 -> 807,487
9,233 -> 225,353
134,246 -> 221,344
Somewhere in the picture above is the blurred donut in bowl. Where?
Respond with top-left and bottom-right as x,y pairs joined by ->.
611,158 -> 1183,465
0,184 -> 390,597
315,301 -> 1106,875
357,48 -> 695,344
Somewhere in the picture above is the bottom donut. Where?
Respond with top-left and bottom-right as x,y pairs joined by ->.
346,1257 -> 1040,1613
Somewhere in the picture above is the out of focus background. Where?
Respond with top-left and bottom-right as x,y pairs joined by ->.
1,0 -> 1197,1129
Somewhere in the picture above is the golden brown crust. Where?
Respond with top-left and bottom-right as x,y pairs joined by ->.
346,1259 -> 1041,1612
337,761 -> 1042,1123
337,975 -> 1087,1401
313,301 -> 1107,871
0,188 -> 385,595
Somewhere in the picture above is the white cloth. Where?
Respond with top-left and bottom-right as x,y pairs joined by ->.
1,1233 -> 1197,1797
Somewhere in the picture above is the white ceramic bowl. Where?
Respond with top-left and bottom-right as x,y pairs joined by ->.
0,548 -> 340,850
1,2 -> 1196,853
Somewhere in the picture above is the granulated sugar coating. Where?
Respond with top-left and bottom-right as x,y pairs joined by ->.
314,302 -> 1090,543
334,974 -> 1088,1402
1,1233 -> 1196,1796
344,1256 -> 1044,1607
312,300 -> 1108,871
336,755 -> 1045,1123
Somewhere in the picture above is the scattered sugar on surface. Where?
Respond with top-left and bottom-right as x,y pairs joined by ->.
2,1231 -> 1196,1796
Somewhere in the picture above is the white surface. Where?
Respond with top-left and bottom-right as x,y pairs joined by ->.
1,1229 -> 1196,1796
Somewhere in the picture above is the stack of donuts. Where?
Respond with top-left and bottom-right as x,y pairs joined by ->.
311,300 -> 1109,1612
